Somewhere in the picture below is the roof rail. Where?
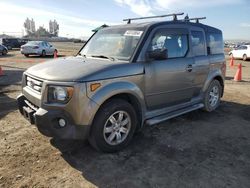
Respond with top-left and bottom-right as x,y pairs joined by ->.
123,13 -> 184,24
182,17 -> 206,23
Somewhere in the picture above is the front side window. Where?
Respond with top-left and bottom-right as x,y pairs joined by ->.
149,30 -> 188,58
80,27 -> 145,61
191,31 -> 205,56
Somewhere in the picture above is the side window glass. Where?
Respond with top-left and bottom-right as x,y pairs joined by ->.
208,33 -> 223,54
191,31 -> 205,56
149,30 -> 188,58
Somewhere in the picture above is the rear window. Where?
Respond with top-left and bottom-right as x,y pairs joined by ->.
27,41 -> 41,45
207,33 -> 224,54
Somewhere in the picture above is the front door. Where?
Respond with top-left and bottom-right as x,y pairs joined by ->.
144,28 -> 195,110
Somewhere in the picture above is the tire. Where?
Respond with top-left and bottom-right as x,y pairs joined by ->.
243,54 -> 247,61
203,80 -> 222,112
2,49 -> 7,55
24,54 -> 29,57
89,99 -> 137,152
41,50 -> 46,57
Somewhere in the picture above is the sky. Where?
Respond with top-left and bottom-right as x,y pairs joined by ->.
0,0 -> 249,40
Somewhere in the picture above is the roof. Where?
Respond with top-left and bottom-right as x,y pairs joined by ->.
102,20 -> 222,34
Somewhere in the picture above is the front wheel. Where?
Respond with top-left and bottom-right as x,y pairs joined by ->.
89,99 -> 137,152
2,49 -> 7,55
203,80 -> 222,112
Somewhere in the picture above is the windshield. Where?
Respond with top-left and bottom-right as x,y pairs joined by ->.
80,27 -> 145,61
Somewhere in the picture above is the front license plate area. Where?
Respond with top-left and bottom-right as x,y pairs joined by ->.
22,106 -> 35,124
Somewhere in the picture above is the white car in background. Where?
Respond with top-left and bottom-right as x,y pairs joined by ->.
229,45 -> 250,61
21,41 -> 57,57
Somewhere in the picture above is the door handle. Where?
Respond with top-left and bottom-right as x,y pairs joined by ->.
186,64 -> 193,72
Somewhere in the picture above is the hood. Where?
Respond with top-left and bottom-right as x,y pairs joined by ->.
26,56 -> 144,82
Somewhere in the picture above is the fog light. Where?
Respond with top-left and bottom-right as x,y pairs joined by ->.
58,118 -> 66,127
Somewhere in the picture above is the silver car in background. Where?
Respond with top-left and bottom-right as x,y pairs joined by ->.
21,41 -> 57,57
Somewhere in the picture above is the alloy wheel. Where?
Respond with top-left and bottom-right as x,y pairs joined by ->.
103,111 -> 131,146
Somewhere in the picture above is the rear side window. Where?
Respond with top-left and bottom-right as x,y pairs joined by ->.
150,31 -> 188,58
191,31 -> 206,56
207,33 -> 224,54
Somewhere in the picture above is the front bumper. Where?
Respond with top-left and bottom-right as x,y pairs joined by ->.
17,94 -> 90,140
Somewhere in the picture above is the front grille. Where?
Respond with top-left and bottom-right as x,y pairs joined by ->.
26,76 -> 43,93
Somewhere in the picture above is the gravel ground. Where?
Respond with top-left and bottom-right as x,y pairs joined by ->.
0,43 -> 250,188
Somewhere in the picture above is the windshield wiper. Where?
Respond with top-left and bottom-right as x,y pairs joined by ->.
91,55 -> 116,61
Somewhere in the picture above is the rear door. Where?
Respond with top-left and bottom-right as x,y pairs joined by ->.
144,27 -> 195,110
190,29 -> 210,97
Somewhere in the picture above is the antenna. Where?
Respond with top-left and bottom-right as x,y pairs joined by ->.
182,17 -> 206,23
123,13 -> 184,24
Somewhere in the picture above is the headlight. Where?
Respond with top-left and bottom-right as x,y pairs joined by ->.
48,86 -> 74,103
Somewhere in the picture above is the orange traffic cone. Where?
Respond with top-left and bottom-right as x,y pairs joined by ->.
0,66 -> 4,76
234,63 -> 242,82
54,50 -> 58,58
229,56 -> 234,68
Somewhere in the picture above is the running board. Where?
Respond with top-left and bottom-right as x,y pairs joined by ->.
146,103 -> 204,126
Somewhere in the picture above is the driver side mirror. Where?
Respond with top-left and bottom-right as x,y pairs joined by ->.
147,48 -> 168,61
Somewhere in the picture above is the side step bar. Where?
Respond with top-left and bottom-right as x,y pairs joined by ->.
146,103 -> 204,126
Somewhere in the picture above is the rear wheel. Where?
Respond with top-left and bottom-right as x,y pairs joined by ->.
24,54 -> 29,57
203,80 -> 222,112
243,54 -> 247,61
53,49 -> 58,57
89,99 -> 137,152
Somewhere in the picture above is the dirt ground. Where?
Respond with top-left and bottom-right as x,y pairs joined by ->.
0,43 -> 250,188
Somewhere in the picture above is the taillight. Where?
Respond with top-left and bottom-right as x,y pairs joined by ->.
33,46 -> 39,49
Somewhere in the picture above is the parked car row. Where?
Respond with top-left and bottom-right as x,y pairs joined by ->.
0,38 -> 58,57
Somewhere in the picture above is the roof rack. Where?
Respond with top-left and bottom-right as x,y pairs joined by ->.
123,13 -> 184,24
182,17 -> 206,23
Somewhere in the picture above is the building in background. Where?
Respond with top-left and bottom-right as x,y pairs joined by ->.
49,20 -> 59,37
24,18 -> 36,35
